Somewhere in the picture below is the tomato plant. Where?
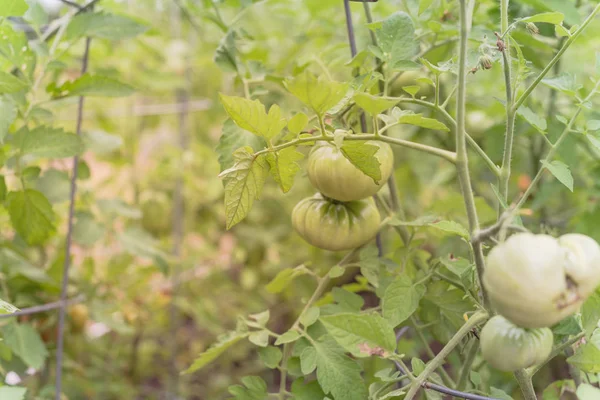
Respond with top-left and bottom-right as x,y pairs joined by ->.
3,0 -> 600,400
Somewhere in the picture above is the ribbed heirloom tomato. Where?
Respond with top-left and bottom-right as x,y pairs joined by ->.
307,141 -> 394,201
291,193 -> 380,251
481,315 -> 553,372
484,232 -> 600,328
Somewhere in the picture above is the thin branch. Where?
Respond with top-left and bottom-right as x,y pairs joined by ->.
55,35 -> 92,400
457,339 -> 479,391
173,0 -> 202,33
513,4 -> 600,112
423,382 -> 498,400
514,369 -> 536,400
0,296 -> 84,319
404,311 -> 489,400
528,332 -> 585,376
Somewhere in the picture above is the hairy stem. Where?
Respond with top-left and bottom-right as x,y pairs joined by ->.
457,339 -> 479,390
454,0 -> 490,309
514,369 -> 536,400
528,332 -> 585,376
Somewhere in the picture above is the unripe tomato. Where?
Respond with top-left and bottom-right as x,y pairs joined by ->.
484,233 -> 600,328
307,141 -> 393,202
69,304 -> 89,333
558,233 -> 600,299
481,315 -> 553,372
291,193 -> 380,251
484,233 -> 574,328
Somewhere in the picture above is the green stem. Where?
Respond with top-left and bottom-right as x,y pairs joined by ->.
498,37 -> 515,207
515,79 -> 600,211
253,133 -> 457,163
457,339 -> 479,390
513,3 -> 600,112
410,317 -> 456,388
454,0 -> 490,309
392,97 -> 500,176
404,311 -> 489,400
514,369 -> 536,400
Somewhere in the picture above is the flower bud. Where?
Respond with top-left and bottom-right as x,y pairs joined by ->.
478,55 -> 493,70
526,22 -> 540,35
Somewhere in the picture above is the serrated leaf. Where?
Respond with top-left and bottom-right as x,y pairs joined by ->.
219,147 -> 269,229
216,120 -> 266,172
275,330 -> 300,345
284,72 -> 348,117
353,93 -> 397,116
214,30 -> 239,73
220,94 -> 286,140
0,0 -> 28,16
0,71 -> 27,94
21,126 -> 83,158
517,106 -> 547,132
300,307 -> 320,328
248,330 -> 269,347
340,141 -> 381,184
320,312 -> 396,355
7,190 -> 55,245
258,346 -> 282,369
542,380 -> 576,400
267,147 -> 304,193
382,275 -> 425,327
3,323 -> 48,369
300,346 -> 317,375
542,73 -> 581,97
567,343 -> 600,373
541,160 -> 573,191
52,74 -> 135,98
431,220 -> 469,239
521,12 -> 564,25
66,11 -> 148,40
396,112 -> 449,131
184,331 -> 248,374
369,12 -> 417,67
313,336 -> 367,400
419,0 -> 435,15
229,376 -> 268,400
582,293 -> 600,339
291,377 -> 326,400
288,112 -> 309,135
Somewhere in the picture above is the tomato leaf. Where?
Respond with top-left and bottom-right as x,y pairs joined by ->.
275,330 -> 300,345
3,323 -> 48,369
266,147 -> 304,193
219,94 -> 287,140
20,126 -> 83,159
266,266 -> 309,294
258,346 -> 282,369
7,190 -> 56,245
50,74 -> 135,98
517,106 -> 547,133
219,147 -> 269,229
320,312 -> 396,355
184,331 -> 248,374
382,275 -> 426,327
216,119 -> 266,172
300,346 -> 317,375
228,376 -> 268,399
66,11 -> 148,40
312,336 -> 368,400
521,12 -> 564,25
284,72 -> 348,117
340,141 -> 382,184
567,342 -> 600,373
0,0 -> 28,17
353,92 -> 397,116
582,292 -> 600,339
367,12 -> 417,67
0,71 -> 28,94
576,383 -> 600,400
542,380 -> 576,400
287,112 -> 309,135
541,73 -> 582,97
541,160 -> 573,191
431,220 -> 470,239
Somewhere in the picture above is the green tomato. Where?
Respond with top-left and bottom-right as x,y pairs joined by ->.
307,141 -> 394,202
481,315 -> 553,372
291,193 -> 380,251
484,232 -> 600,328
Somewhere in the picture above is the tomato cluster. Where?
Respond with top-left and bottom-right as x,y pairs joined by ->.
480,232 -> 600,371
292,141 -> 394,251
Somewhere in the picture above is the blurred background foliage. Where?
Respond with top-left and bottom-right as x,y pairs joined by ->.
1,0 -> 600,399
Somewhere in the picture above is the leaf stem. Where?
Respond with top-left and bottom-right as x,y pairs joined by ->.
404,311 -> 489,400
457,339 -> 479,390
512,3 -> 600,112
410,317 -> 456,387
